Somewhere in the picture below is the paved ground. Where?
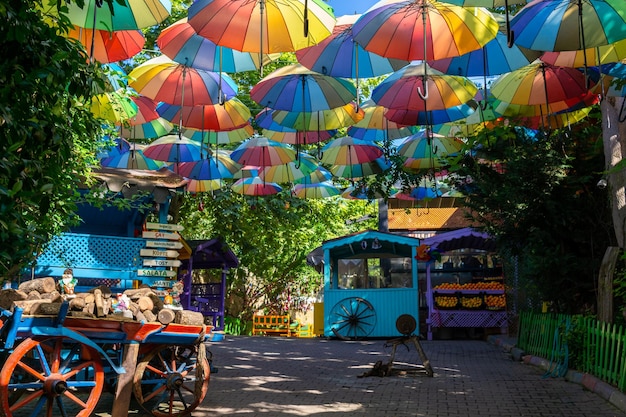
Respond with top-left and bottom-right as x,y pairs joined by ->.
95,335 -> 626,417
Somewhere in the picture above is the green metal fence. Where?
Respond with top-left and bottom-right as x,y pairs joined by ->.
518,311 -> 626,392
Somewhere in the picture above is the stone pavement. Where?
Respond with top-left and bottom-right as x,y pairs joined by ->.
94,335 -> 626,417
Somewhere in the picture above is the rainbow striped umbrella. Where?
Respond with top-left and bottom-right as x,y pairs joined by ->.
66,27 -> 144,63
330,158 -> 391,180
320,136 -> 383,166
143,135 -> 202,163
260,153 -> 318,183
230,136 -> 297,167
176,150 -> 241,180
101,148 -> 165,170
540,39 -> 626,68
262,128 -> 336,145
292,181 -> 341,199
183,125 -> 254,145
91,91 -> 137,123
187,179 -> 223,193
352,0 -> 499,62
255,103 -> 364,132
156,98 -> 251,131
232,176 -> 282,196
384,102 -> 477,126
347,100 -> 418,142
396,131 -> 464,171
121,117 -> 173,140
158,18 -> 279,72
294,166 -> 333,184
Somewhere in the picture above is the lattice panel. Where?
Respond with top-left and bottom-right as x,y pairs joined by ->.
430,310 -> 508,328
37,233 -> 145,270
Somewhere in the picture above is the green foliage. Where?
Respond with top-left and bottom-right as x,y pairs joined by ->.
453,114 -> 614,313
0,1 -> 107,279
178,188 -> 377,319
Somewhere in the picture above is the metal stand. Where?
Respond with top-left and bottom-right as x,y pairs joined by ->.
385,334 -> 433,377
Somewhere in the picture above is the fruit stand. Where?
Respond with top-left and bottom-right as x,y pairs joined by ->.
421,228 -> 508,340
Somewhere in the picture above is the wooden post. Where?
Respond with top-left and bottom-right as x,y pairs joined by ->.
112,343 -> 140,417
597,246 -> 620,323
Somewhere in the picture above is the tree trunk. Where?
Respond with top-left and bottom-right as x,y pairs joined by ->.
597,246 -> 620,323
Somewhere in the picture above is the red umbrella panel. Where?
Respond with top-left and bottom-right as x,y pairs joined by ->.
66,26 -> 145,63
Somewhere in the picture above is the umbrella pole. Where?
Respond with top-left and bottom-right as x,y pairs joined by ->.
259,0 -> 265,77
577,0 -> 590,89
417,5 -> 429,100
505,0 -> 514,48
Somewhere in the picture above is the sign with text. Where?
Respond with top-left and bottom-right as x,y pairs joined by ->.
146,240 -> 183,249
142,230 -> 180,241
143,259 -> 182,267
139,249 -> 180,258
137,269 -> 177,278
145,222 -> 184,232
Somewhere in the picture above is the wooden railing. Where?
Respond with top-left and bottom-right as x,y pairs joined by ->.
517,311 -> 626,392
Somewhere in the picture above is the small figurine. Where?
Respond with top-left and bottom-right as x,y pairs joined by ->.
60,268 -> 77,297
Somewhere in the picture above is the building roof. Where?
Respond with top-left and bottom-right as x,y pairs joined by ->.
388,207 -> 476,231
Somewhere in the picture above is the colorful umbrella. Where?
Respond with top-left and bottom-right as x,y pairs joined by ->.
294,166 -> 333,184
351,0 -> 499,62
292,181 -> 341,199
262,128 -> 336,145
66,26 -> 144,63
255,103 -> 365,131
490,63 -> 594,108
230,136 -> 297,167
346,100 -> 418,142
492,93 -> 599,118
372,64 -> 478,112
128,55 -> 238,107
259,153 -> 318,183
540,39 -> 626,68
330,158 -> 391,180
121,117 -> 174,140
392,186 -> 439,201
510,0 -> 626,52
232,176 -> 283,196
250,64 -> 357,112
384,102 -> 478,126
295,14 -> 409,78
176,151 -> 241,180
183,125 -> 254,144
340,185 -> 392,200
156,98 -> 252,131
157,18 -> 279,72
91,90 -> 138,123
396,131 -> 464,171
43,0 -> 171,31
320,136 -> 384,166
100,148 -> 165,170
188,0 -> 336,54
187,179 -> 223,193
143,135 -> 202,163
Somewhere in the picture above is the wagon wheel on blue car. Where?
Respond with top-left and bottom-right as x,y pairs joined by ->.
0,336 -> 105,417
329,297 -> 377,340
133,344 -> 210,417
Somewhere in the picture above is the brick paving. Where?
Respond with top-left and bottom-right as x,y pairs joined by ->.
94,335 -> 626,416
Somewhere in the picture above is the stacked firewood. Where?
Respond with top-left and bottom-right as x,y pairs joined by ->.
0,277 -> 204,326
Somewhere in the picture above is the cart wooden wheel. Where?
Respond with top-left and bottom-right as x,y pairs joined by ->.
0,336 -> 104,417
133,344 -> 210,417
329,297 -> 377,340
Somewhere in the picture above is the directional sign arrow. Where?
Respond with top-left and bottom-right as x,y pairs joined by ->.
145,240 -> 183,249
140,249 -> 180,258
137,269 -> 177,277
143,259 -> 182,267
142,231 -> 180,241
145,222 -> 184,232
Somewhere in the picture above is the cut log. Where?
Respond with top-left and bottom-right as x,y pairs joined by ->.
18,277 -> 56,294
84,301 -> 95,315
147,293 -> 164,311
90,285 -> 112,298
137,296 -> 154,312
27,290 -> 42,300
157,308 -> 176,324
69,311 -> 96,318
124,288 -> 155,299
94,289 -> 104,317
175,310 -> 205,326
37,302 -> 63,316
0,289 -> 28,310
83,293 -> 95,304
69,297 -> 86,311
13,299 -> 52,315
143,310 -> 157,323
40,290 -> 62,302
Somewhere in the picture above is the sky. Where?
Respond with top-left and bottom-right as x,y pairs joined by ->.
326,0 -> 380,17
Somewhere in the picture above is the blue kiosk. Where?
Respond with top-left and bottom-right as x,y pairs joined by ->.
321,230 -> 422,339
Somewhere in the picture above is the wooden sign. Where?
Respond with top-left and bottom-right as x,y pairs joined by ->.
143,259 -> 182,267
140,249 -> 180,258
145,222 -> 184,232
137,269 -> 177,278
142,231 -> 180,241
146,240 -> 183,249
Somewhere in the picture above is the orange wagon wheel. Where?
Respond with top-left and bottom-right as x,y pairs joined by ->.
0,336 -> 104,417
133,344 -> 210,417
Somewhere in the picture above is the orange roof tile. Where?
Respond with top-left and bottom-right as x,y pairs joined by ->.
388,207 -> 478,231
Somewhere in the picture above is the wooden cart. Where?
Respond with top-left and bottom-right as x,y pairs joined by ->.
0,302 -> 211,417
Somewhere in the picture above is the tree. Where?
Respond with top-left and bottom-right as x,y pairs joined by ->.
0,1 -> 107,280
178,188 -> 377,320
453,115 -> 615,313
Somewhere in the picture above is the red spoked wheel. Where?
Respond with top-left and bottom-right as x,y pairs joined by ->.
133,344 -> 210,417
0,336 -> 104,417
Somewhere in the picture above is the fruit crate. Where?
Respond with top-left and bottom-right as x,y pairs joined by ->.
433,292 -> 460,309
459,293 -> 484,309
